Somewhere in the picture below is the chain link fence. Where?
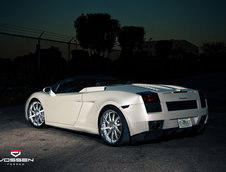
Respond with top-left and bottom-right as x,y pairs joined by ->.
0,23 -> 80,106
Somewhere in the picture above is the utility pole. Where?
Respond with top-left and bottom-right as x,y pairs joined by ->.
36,31 -> 44,89
67,37 -> 74,62
37,31 -> 45,69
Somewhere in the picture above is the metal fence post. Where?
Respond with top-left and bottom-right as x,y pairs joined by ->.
67,37 -> 74,62
37,31 -> 45,69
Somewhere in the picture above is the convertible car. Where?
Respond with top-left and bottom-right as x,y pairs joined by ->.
25,76 -> 208,146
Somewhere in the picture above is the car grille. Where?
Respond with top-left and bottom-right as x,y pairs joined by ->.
166,100 -> 197,111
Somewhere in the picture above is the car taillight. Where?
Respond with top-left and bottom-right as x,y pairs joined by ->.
141,93 -> 160,103
199,91 -> 206,108
137,92 -> 162,113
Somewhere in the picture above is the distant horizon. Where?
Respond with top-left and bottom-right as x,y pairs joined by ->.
0,30 -> 214,60
0,30 -> 224,60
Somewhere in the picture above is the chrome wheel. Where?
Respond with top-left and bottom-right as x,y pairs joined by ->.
100,109 -> 122,144
28,100 -> 45,127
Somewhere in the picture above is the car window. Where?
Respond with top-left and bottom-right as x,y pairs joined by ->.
56,80 -> 85,93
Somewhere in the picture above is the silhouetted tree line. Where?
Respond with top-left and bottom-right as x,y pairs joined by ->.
73,13 -> 226,81
199,42 -> 226,71
0,13 -> 226,106
0,47 -> 68,106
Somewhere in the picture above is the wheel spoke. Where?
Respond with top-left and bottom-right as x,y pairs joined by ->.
114,130 -> 118,140
106,120 -> 110,124
32,104 -> 36,111
116,123 -> 122,127
104,116 -> 110,124
34,116 -> 38,123
101,126 -> 111,130
36,103 -> 39,110
114,116 -> 119,123
112,113 -> 115,122
39,115 -> 44,123
115,126 -> 121,134
111,131 -> 114,142
106,130 -> 111,136
29,114 -> 36,118
39,113 -> 44,117
108,113 -> 112,122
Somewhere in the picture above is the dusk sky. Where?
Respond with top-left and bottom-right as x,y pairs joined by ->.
1,0 -> 226,58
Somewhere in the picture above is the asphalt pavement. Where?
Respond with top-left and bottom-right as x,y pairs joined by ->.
0,72 -> 226,172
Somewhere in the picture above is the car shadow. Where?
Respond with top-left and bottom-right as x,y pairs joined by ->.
46,124 -> 204,147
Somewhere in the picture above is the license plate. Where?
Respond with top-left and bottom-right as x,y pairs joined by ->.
178,118 -> 192,128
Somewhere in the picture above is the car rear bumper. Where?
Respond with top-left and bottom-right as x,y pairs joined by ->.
124,103 -> 208,136
130,122 -> 208,143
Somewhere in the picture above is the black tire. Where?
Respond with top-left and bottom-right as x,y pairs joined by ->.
189,123 -> 208,136
196,123 -> 208,135
98,106 -> 130,146
27,99 -> 45,128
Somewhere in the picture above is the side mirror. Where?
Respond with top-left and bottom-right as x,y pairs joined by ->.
43,87 -> 56,96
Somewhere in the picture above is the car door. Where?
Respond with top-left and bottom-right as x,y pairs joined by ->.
45,92 -> 83,126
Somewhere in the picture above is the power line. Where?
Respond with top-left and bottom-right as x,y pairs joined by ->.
0,22 -> 43,32
0,22 -> 76,42
0,31 -> 77,45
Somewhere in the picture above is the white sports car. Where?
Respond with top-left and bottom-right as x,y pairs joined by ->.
25,76 -> 208,146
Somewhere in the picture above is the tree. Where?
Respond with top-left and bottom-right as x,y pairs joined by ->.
74,13 -> 120,56
200,42 -> 226,57
118,26 -> 145,58
200,42 -> 226,71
